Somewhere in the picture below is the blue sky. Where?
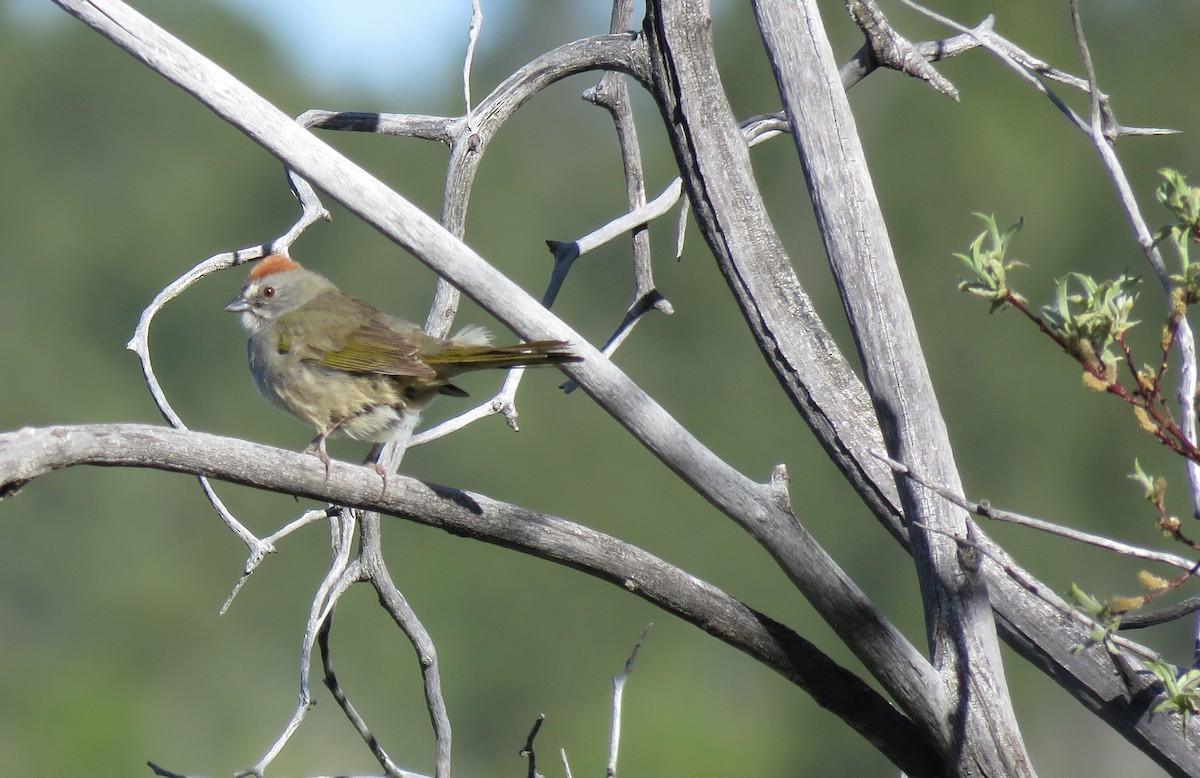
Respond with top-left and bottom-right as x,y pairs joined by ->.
209,0 -> 502,97
10,0 -> 522,99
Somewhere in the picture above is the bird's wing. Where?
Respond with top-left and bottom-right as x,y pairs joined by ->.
277,301 -> 438,380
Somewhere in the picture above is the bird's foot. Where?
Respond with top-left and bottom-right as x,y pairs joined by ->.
364,443 -> 388,492
304,437 -> 333,480
372,462 -> 389,493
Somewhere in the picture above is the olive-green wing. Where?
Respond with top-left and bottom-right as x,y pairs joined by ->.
275,297 -> 437,380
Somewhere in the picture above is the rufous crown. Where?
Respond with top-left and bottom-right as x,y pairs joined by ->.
246,254 -> 302,281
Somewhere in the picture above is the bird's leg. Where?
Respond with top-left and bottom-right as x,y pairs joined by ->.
304,433 -> 333,479
363,442 -> 388,490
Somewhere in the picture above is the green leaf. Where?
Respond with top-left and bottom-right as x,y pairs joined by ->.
1128,459 -> 1156,498
953,213 -> 1025,311
1039,272 -> 1141,365
1155,168 -> 1200,285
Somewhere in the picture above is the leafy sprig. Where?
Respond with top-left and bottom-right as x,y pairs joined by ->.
954,211 -> 1195,462
1148,661 -> 1200,732
1153,169 -> 1200,304
954,213 -> 1026,312
956,198 -> 1200,731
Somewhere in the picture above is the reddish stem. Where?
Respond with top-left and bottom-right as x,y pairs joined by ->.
1005,294 -> 1200,462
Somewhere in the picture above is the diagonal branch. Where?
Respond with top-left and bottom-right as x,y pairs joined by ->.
51,0 -> 943,754
640,0 -> 1194,770
45,1 -> 1200,774
0,422 -> 940,775
753,0 -> 1030,769
842,0 -> 969,98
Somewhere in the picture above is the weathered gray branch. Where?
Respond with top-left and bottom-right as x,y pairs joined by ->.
39,0 -> 1200,775
642,0 -> 956,751
642,0 -> 1198,774
0,422 -> 939,776
50,0 -> 946,763
750,0 -> 1029,772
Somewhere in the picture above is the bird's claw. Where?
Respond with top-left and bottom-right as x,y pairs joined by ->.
303,439 -> 333,480
372,461 -> 389,493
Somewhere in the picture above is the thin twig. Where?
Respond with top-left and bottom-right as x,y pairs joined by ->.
409,367 -> 529,446
606,625 -> 651,778
237,517 -> 360,777
542,179 -> 683,307
903,517 -> 1164,665
520,714 -> 546,778
126,252 -> 265,553
463,0 -> 483,132
364,515 -> 453,778
843,0 -> 964,98
125,194 -> 329,608
318,614 -> 422,778
871,449 -> 1197,572
220,507 -> 337,616
1066,0 -> 1200,519
560,291 -> 667,394
905,0 -> 1200,518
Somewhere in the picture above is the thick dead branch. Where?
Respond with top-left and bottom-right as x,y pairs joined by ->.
50,2 -> 946,764
40,0 -> 1200,775
0,422 -> 941,775
643,0 -> 960,752
842,0 -> 975,98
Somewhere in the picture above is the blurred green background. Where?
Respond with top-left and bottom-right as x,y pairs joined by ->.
2,0 -> 1199,775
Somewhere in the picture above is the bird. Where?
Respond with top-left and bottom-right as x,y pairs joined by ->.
225,254 -> 581,475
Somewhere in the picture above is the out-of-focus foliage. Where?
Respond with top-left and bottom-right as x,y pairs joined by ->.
1,1 -> 1199,775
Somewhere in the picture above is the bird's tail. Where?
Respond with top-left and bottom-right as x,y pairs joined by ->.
429,340 -> 583,373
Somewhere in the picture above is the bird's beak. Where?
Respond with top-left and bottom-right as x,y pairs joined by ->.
224,295 -> 250,313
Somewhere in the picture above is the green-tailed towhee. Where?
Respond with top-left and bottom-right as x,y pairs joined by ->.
225,254 -> 581,474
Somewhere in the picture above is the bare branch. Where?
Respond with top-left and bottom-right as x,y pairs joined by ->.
220,507 -> 335,616
41,0 -> 1200,773
899,0 -> 1178,140
408,367 -> 529,446
298,33 -> 652,450
606,626 -> 651,778
240,524 -> 360,777
1122,596 -> 1200,630
646,0 -> 955,746
754,0 -> 1028,767
50,2 -> 945,752
124,203 -> 326,601
902,0 -> 1200,520
463,0 -> 483,131
361,514 -> 453,777
842,0 -> 969,98
0,422 -> 941,775
873,449 -> 1200,573
297,109 -> 457,145
1067,0 -> 1200,519
319,616 -> 427,778
583,0 -> 672,343
520,714 -> 546,778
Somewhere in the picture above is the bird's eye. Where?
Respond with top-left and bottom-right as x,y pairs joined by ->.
261,286 -> 276,299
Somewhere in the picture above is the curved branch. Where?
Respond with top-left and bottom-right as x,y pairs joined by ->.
50,0 -> 1200,773
360,514 -> 453,777
645,0 -> 1200,772
0,422 -> 940,776
51,0 -> 943,752
842,0 -> 972,98
298,32 -> 652,443
297,110 -> 457,144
